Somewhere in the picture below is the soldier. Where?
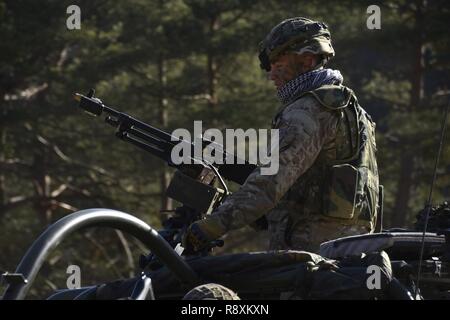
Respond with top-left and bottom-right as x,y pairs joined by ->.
183,17 -> 380,253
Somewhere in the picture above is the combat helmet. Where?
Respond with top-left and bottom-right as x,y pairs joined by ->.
258,17 -> 335,71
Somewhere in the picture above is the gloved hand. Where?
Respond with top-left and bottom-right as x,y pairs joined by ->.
182,215 -> 227,253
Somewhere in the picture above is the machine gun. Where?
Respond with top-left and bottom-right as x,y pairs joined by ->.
73,89 -> 258,255
0,89 -> 264,300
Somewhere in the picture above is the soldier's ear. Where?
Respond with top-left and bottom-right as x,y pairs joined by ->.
302,53 -> 319,70
292,53 -> 316,73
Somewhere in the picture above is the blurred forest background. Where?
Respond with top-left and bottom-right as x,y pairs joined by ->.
1,0 -> 449,298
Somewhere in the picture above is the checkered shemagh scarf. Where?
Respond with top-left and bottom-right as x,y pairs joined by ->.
277,68 -> 344,104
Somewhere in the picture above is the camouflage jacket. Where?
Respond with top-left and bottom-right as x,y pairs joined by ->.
209,84 -> 379,247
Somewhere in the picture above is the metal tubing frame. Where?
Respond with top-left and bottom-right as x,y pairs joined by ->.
2,208 -> 200,300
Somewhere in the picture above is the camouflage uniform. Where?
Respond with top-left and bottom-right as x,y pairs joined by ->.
212,85 -> 378,252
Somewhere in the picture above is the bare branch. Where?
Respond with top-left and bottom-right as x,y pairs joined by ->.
84,232 -> 125,279
49,200 -> 78,212
50,184 -> 68,198
115,230 -> 136,277
3,83 -> 48,101
1,194 -> 35,213
24,124 -> 113,178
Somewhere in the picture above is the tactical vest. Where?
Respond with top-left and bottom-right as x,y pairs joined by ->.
273,85 -> 380,232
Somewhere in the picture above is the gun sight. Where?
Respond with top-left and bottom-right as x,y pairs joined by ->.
73,92 -> 104,116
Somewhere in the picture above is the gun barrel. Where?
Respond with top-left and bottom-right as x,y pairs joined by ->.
74,91 -> 257,184
74,93 -> 105,116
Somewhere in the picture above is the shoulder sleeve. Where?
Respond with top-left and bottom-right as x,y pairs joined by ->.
211,96 -> 340,231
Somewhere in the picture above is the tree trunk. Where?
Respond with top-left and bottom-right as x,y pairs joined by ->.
32,148 -> 53,225
207,15 -> 220,110
391,0 -> 425,227
391,148 -> 416,227
410,2 -> 425,109
0,104 -> 6,219
157,55 -> 173,212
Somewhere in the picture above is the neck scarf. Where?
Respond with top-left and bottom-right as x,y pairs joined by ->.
277,68 -> 344,104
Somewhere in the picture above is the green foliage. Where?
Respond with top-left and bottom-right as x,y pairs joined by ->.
1,0 -> 449,298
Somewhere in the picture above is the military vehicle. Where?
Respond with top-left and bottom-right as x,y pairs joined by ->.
2,90 -> 449,300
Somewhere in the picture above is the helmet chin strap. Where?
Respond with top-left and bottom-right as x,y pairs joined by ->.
313,54 -> 329,69
293,54 -> 325,77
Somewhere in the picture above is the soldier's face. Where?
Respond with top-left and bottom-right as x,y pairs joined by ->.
269,53 -> 317,89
